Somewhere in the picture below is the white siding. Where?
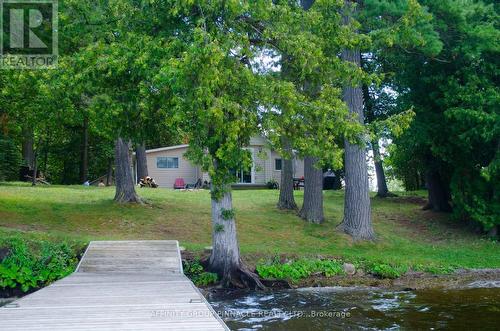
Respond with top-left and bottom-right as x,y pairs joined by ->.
270,150 -> 283,182
251,147 -> 266,184
269,150 -> 304,183
200,147 -> 267,185
146,147 -> 199,188
144,136 -> 304,188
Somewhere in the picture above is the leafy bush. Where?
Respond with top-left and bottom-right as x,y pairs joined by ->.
368,263 -> 408,279
450,165 -> 500,232
194,272 -> 218,286
0,238 -> 81,292
183,260 -> 218,286
256,259 -> 344,282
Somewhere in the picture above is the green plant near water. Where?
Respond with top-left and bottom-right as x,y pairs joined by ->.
256,259 -> 344,282
183,260 -> 218,286
368,263 -> 408,279
0,238 -> 81,292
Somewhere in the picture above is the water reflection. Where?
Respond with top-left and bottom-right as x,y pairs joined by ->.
208,286 -> 500,330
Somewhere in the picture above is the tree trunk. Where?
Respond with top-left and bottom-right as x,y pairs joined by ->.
361,42 -> 392,199
80,116 -> 89,183
106,158 -> 113,186
42,137 -> 49,176
114,138 -> 141,203
207,184 -> 265,289
22,127 -> 34,170
278,156 -> 297,210
423,168 -> 452,212
135,142 -> 148,183
31,152 -> 37,186
277,140 -> 297,210
61,159 -> 70,185
372,139 -> 390,197
338,0 -> 375,240
300,156 -> 324,223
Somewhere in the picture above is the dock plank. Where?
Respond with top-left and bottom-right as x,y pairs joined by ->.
0,240 -> 228,331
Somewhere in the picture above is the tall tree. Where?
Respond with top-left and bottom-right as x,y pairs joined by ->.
335,0 -> 441,236
388,0 -> 499,233
261,0 -> 361,219
338,1 -> 375,240
356,0 -> 443,204
297,0 -> 323,221
164,2 -> 270,288
363,84 -> 391,197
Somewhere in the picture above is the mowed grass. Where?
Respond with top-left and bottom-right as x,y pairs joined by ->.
0,182 -> 498,270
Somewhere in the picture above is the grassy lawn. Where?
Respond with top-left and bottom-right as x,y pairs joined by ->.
0,182 -> 498,270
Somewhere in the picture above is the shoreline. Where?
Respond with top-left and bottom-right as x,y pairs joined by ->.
2,268 -> 499,304
289,268 -> 500,291
183,251 -> 500,292
199,269 -> 500,299
2,250 -> 499,302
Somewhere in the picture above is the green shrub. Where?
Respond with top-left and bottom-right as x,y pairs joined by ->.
183,260 -> 218,286
450,160 -> 500,233
194,272 -> 218,286
256,259 -> 344,282
368,263 -> 408,279
183,260 -> 204,275
0,238 -> 81,292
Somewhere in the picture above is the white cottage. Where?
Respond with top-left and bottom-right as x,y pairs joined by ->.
137,136 -> 304,188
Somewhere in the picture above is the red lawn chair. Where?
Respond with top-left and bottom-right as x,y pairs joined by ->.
173,178 -> 186,189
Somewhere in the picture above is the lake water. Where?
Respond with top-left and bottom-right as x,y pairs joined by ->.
208,283 -> 500,330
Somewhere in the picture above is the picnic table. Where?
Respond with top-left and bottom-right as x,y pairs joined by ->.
293,177 -> 304,190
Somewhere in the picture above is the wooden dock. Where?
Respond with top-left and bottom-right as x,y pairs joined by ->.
0,240 -> 229,330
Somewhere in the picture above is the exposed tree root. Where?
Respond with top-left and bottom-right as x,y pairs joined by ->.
277,200 -> 297,210
337,221 -> 376,241
299,209 -> 323,224
205,259 -> 266,290
114,193 -> 143,204
222,264 -> 266,290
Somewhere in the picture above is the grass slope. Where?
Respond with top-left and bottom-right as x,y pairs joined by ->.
0,182 -> 498,270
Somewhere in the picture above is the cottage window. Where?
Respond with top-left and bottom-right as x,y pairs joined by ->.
275,159 -> 282,171
157,157 -> 179,169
